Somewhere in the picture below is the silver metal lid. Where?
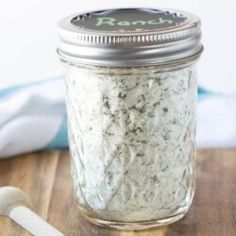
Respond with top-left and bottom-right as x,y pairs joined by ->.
57,8 -> 203,67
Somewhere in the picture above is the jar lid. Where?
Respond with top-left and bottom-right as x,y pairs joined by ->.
57,8 -> 203,67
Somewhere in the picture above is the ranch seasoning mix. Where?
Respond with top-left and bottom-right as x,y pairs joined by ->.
57,8 -> 203,230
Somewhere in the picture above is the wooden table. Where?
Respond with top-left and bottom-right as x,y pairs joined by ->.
0,149 -> 236,236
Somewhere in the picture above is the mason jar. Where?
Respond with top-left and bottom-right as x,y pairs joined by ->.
57,8 -> 203,230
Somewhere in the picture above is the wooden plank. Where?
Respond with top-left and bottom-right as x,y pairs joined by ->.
0,149 -> 236,236
0,151 -> 61,236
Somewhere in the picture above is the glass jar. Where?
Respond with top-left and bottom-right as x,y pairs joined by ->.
57,8 -> 203,230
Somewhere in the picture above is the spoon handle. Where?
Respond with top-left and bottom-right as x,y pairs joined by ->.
9,206 -> 64,236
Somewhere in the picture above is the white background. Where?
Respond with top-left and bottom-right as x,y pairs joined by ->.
0,0 -> 236,93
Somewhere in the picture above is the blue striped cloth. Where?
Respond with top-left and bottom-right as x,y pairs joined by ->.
0,77 -> 236,158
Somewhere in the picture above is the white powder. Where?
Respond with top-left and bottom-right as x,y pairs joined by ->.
65,65 -> 196,222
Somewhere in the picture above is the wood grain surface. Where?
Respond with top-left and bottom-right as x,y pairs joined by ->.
0,149 -> 236,236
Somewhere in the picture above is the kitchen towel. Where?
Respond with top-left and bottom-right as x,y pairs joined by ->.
0,77 -> 236,158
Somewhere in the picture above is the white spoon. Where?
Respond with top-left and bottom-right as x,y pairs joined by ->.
0,186 -> 64,236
